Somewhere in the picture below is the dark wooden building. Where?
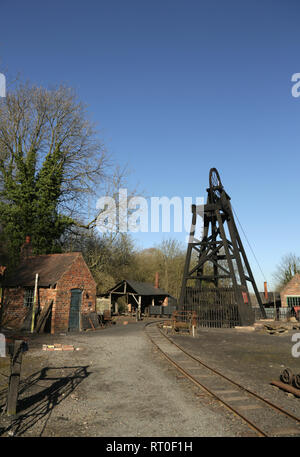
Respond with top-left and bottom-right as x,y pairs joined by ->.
105,279 -> 173,315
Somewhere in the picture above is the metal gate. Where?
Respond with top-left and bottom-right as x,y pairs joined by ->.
182,287 -> 241,328
68,289 -> 82,331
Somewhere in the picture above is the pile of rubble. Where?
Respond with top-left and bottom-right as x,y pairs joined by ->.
260,318 -> 300,335
235,318 -> 300,335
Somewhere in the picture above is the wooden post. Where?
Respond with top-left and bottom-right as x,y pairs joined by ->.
30,273 -> 39,333
6,340 -> 24,416
192,311 -> 197,337
136,296 -> 142,321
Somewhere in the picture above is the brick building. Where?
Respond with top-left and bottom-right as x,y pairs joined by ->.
280,274 -> 300,309
2,251 -> 96,334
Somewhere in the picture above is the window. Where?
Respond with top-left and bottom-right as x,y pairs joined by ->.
24,288 -> 34,307
287,296 -> 300,308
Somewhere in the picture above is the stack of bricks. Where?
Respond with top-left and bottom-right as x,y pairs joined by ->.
42,344 -> 75,351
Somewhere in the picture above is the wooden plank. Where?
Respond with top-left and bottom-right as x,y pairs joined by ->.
38,305 -> 52,333
81,312 -> 100,330
6,340 -> 24,416
213,389 -> 240,394
35,300 -> 53,333
269,427 -> 300,437
81,314 -> 91,330
222,396 -> 248,402
237,404 -> 262,411
89,312 -> 100,328
88,316 -> 95,331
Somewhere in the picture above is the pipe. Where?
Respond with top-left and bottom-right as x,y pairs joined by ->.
264,281 -> 268,301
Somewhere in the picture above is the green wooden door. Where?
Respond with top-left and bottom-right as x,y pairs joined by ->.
68,289 -> 82,331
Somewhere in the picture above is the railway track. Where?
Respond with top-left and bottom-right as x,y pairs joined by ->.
145,321 -> 300,437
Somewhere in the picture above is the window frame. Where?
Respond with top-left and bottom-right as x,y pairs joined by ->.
286,295 -> 300,308
23,288 -> 35,308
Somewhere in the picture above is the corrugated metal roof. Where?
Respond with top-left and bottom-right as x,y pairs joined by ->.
108,279 -> 170,296
3,252 -> 82,287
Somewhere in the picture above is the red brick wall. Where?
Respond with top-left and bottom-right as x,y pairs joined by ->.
2,253 -> 96,333
52,254 -> 96,333
2,287 -> 57,330
280,275 -> 300,307
1,288 -> 27,328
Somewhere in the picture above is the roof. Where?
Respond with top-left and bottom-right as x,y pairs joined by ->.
259,291 -> 281,304
3,252 -> 82,287
280,273 -> 300,294
108,279 -> 170,296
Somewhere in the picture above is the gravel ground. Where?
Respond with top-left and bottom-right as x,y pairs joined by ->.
171,325 -> 300,418
0,318 -> 254,437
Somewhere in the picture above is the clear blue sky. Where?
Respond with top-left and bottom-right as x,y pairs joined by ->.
1,0 -> 300,289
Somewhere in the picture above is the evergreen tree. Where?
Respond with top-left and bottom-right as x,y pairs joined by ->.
0,82 -> 108,265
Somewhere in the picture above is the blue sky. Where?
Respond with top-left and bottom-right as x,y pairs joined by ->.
1,0 -> 300,289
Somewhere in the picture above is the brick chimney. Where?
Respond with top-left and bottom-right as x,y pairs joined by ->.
20,235 -> 33,260
264,281 -> 268,301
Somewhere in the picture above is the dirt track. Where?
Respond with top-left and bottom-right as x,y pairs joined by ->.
0,318 -> 253,437
0,317 -> 299,437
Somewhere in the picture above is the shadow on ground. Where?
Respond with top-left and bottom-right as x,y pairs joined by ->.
0,365 -> 90,436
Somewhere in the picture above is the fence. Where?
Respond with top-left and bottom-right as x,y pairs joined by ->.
254,307 -> 295,321
181,287 -> 242,328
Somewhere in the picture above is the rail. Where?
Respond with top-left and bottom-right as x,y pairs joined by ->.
144,321 -> 300,437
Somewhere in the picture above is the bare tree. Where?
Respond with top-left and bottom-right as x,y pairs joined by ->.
0,82 -> 109,217
0,81 -> 143,260
273,253 -> 300,290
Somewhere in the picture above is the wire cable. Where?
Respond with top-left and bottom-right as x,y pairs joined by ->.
232,205 -> 267,282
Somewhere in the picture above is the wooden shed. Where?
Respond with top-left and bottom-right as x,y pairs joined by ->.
105,279 -> 171,315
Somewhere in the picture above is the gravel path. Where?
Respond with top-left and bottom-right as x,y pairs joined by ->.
172,326 -> 300,417
0,319 -> 252,437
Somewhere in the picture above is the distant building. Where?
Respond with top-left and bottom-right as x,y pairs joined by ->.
280,274 -> 300,309
104,279 -> 177,315
250,291 -> 281,308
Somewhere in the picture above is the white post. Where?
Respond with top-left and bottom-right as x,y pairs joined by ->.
137,296 -> 142,321
31,274 -> 39,333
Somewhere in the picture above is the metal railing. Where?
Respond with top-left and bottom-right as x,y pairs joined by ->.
254,307 -> 295,321
181,287 -> 241,328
